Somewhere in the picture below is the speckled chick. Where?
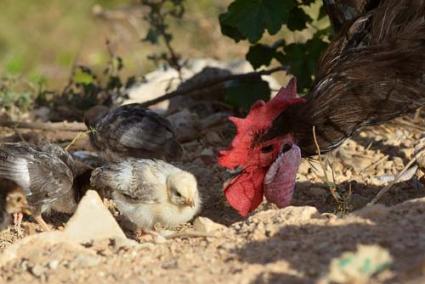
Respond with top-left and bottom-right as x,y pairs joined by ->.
0,178 -> 31,230
0,143 -> 77,230
84,104 -> 183,162
90,159 -> 201,230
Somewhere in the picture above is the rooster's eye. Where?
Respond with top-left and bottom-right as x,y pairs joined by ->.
261,145 -> 274,153
281,144 -> 292,153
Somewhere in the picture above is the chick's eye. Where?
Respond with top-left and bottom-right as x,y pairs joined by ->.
261,145 -> 274,153
175,191 -> 182,197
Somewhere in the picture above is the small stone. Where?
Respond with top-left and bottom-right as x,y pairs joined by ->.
167,109 -> 199,141
200,148 -> 214,157
199,148 -> 216,165
64,190 -> 126,243
205,132 -> 221,144
47,260 -> 60,270
30,264 -> 46,278
193,217 -> 227,233
73,254 -> 101,268
298,161 -> 311,175
279,206 -> 319,221
113,237 -> 140,249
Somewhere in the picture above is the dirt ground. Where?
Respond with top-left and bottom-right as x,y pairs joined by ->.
1,115 -> 425,283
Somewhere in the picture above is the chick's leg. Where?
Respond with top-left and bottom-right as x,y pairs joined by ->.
13,212 -> 23,227
136,228 -> 166,243
34,215 -> 51,231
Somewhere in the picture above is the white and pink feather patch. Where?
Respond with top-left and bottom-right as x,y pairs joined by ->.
264,144 -> 301,208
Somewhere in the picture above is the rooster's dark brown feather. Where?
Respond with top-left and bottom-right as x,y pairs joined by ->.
265,0 -> 425,156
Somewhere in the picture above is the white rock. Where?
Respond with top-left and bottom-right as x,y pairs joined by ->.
64,190 -> 126,242
193,217 -> 227,233
124,58 -> 281,111
278,206 -> 319,221
166,109 -> 199,141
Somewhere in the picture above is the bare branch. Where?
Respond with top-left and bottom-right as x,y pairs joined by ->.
139,66 -> 287,108
0,121 -> 86,132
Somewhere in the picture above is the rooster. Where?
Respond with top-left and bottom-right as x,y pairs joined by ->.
218,0 -> 425,216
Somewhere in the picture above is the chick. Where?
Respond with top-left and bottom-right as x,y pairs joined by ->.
0,143 -> 77,231
90,159 -> 201,234
0,178 -> 31,230
84,104 -> 183,162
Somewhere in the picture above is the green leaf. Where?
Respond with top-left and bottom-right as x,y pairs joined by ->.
73,69 -> 95,85
143,28 -> 159,44
302,0 -> 316,4
276,34 -> 328,92
219,14 -> 246,42
224,78 -> 270,110
246,44 -> 275,69
318,4 -> 328,20
287,6 -> 312,31
219,0 -> 296,43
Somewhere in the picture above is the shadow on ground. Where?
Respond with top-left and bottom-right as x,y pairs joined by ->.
233,188 -> 425,283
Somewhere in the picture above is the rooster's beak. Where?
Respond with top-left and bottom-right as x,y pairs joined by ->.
226,166 -> 244,177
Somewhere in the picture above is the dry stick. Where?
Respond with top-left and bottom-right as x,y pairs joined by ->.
368,149 -> 425,205
394,118 -> 425,132
0,121 -> 86,132
164,231 -> 218,239
312,126 -> 339,201
359,155 -> 388,175
139,66 -> 287,108
64,130 -> 90,151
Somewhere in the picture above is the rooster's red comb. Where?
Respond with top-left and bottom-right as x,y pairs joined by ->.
218,78 -> 304,169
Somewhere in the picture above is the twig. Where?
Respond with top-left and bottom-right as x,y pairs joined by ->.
312,126 -> 339,201
139,66 -> 287,108
64,130 -> 90,151
359,155 -> 388,174
0,121 -> 86,132
368,152 -> 422,206
393,118 -> 425,132
164,231 -> 217,239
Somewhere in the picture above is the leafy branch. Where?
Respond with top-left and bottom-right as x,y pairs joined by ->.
219,0 -> 330,93
141,0 -> 185,80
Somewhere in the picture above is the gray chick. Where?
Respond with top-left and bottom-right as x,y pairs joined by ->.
0,142 -> 77,231
84,104 -> 183,162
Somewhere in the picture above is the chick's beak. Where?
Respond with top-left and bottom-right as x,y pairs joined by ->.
185,199 -> 195,208
22,206 -> 32,215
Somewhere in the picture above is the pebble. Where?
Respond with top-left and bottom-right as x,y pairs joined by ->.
193,217 -> 226,233
72,254 -> 101,268
47,260 -> 60,270
30,264 -> 46,278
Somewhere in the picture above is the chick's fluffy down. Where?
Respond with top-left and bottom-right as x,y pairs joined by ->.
90,159 -> 201,229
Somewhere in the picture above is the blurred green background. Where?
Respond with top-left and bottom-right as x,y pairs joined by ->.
0,0 -> 243,89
